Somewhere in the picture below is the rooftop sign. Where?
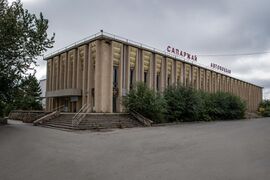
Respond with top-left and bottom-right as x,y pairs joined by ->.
166,45 -> 197,61
210,63 -> 231,74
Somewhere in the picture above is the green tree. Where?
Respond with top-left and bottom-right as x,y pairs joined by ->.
258,99 -> 270,117
3,74 -> 43,113
123,82 -> 167,123
0,0 -> 54,116
16,74 -> 43,110
164,85 -> 204,122
207,92 -> 246,120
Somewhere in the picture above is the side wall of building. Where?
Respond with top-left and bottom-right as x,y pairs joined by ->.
46,39 -> 263,113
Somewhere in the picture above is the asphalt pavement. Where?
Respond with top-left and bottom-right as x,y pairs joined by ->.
1,118 -> 270,180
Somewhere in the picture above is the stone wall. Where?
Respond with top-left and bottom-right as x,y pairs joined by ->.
8,110 -> 50,123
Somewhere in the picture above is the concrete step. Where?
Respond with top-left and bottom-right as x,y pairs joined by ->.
39,113 -> 144,131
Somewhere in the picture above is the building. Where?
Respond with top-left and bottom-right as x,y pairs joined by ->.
44,31 -> 263,113
39,79 -> 46,109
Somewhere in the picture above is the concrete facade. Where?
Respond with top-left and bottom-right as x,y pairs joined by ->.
45,33 -> 263,113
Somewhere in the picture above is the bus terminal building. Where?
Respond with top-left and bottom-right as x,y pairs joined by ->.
45,31 -> 263,113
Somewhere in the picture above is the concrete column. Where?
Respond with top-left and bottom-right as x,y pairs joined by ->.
217,74 -> 220,92
180,62 -> 184,85
78,45 -> 88,107
171,59 -> 176,85
209,71 -> 212,93
72,50 -> 77,89
139,49 -> 143,82
192,66 -> 199,90
172,60 -> 176,86
51,58 -> 55,91
212,73 -> 215,93
116,42 -> 123,112
223,76 -> 226,92
125,46 -> 131,92
62,53 -> 67,89
203,69 -> 206,91
47,60 -> 51,91
198,68 -> 201,90
59,55 -> 63,90
160,56 -> 166,91
164,58 -> 168,88
208,71 -> 211,92
45,98 -> 49,111
77,46 -> 85,90
87,42 -> 96,112
54,56 -> 60,91
190,65 -> 193,88
67,50 -> 76,89
141,51 -> 152,88
135,49 -> 140,82
155,55 -> 163,91
46,60 -> 51,111
59,54 -> 64,89
152,54 -> 157,91
67,52 -> 70,89
183,63 -> 186,86
143,51 -> 152,88
148,53 -> 153,89
185,64 -> 191,87
229,78 -> 232,93
94,40 -> 113,113
47,98 -> 50,111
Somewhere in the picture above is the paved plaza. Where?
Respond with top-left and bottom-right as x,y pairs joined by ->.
1,118 -> 270,180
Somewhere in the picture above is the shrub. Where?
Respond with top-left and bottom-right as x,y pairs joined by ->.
164,85 -> 204,122
123,82 -> 167,123
207,92 -> 246,120
258,100 -> 270,117
198,91 -> 212,121
124,83 -> 247,123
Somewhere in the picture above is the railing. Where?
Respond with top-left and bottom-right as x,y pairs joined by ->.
52,105 -> 65,112
130,110 -> 153,127
72,104 -> 90,127
32,105 -> 64,125
33,111 -> 60,125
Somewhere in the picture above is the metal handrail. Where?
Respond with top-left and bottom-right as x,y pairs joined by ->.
72,104 -> 87,120
52,105 -> 65,112
130,110 -> 153,126
72,104 -> 90,126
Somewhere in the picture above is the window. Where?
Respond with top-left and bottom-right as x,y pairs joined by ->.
156,74 -> 160,91
113,66 -> 118,87
144,72 -> 148,84
177,77 -> 180,85
130,69 -> 134,90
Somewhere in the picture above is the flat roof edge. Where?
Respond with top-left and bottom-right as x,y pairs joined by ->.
43,31 -> 263,89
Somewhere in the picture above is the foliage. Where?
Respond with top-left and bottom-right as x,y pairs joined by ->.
258,99 -> 270,117
15,74 -> 43,110
0,0 -> 54,117
1,75 -> 43,116
123,82 -> 167,123
206,92 -> 246,120
163,85 -> 204,122
124,83 -> 247,123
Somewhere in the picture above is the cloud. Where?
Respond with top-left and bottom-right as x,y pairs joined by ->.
22,0 -> 270,99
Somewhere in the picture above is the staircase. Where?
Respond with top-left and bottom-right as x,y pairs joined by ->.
39,113 -> 144,130
39,114 -> 76,130
79,113 -> 143,130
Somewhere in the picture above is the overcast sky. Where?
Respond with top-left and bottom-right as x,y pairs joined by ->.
13,0 -> 270,99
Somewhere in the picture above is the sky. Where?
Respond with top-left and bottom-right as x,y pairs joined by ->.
12,0 -> 270,99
